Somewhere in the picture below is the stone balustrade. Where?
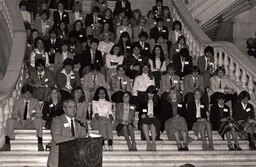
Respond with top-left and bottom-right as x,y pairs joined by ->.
172,0 -> 256,103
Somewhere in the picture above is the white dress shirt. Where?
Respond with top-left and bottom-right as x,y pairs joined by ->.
133,73 -> 155,96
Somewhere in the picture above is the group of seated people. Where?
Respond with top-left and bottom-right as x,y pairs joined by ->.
1,0 -> 256,166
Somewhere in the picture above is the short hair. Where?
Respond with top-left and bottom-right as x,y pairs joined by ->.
138,31 -> 148,39
35,59 -> 46,68
146,85 -> 157,94
49,28 -> 58,35
41,9 -> 49,19
156,17 -> 164,23
172,20 -> 182,31
156,0 -> 163,3
34,37 -> 44,48
63,58 -> 74,69
167,63 -> 177,71
192,66 -> 200,73
21,84 -> 33,94
177,35 -> 186,44
61,40 -> 70,50
217,93 -> 225,100
204,46 -> 214,55
19,1 -> 27,8
238,91 -> 251,101
91,38 -> 99,45
71,86 -> 85,102
63,98 -> 77,108
110,44 -> 122,56
215,66 -> 225,75
92,6 -> 100,13
91,63 -> 101,71
132,43 -> 141,51
180,48 -> 189,57
116,64 -> 126,71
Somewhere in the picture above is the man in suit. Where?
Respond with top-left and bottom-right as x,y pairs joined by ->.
44,29 -> 62,64
132,17 -> 150,42
0,85 -> 44,151
83,63 -> 109,102
33,10 -> 52,39
113,0 -> 132,18
84,6 -> 102,30
133,32 -> 151,59
183,66 -> 207,103
197,46 -> 215,88
25,59 -> 55,101
152,0 -> 166,19
47,99 -> 88,167
80,38 -> 104,76
53,2 -> 69,27
172,48 -> 193,79
150,17 -> 169,42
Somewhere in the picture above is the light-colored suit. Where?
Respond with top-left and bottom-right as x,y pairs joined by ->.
209,75 -> 230,96
83,72 -> 109,102
47,114 -> 88,167
5,97 -> 43,139
183,74 -> 205,95
110,74 -> 131,94
160,74 -> 180,94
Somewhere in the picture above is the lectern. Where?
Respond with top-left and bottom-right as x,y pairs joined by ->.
58,137 -> 103,167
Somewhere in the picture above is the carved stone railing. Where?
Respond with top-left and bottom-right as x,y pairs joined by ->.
0,0 -> 26,147
171,0 -> 256,104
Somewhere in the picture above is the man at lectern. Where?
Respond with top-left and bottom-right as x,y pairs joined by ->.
47,99 -> 88,167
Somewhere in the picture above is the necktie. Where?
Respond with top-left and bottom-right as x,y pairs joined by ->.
23,102 -> 29,120
170,76 -> 173,87
194,77 -> 197,88
91,52 -> 95,64
39,74 -> 43,80
141,27 -> 144,32
206,58 -> 210,71
71,119 -> 75,137
93,75 -> 97,85
219,79 -> 222,89
119,78 -> 123,90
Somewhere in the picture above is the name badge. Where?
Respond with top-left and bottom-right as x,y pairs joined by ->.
154,22 -> 157,25
209,62 -> 214,65
176,49 -> 180,52
79,34 -> 83,37
162,30 -> 166,32
145,47 -> 148,50
64,123 -> 70,127
31,109 -> 36,113
200,105 -> 204,108
130,106 -> 135,110
44,78 -> 48,82
79,17 -> 83,20
103,20 -> 106,22
91,24 -> 94,27
185,61 -> 189,65
167,19 -> 171,22
63,14 -> 66,17
49,104 -> 54,108
223,108 -> 228,112
98,17 -> 101,20
173,80 -> 178,84
46,25 -> 50,28
117,23 -> 121,26
138,58 -> 142,62
143,109 -> 147,113
178,104 -> 182,108
178,34 -> 182,36
123,81 -> 127,84
246,108 -> 251,112
126,46 -> 130,49
70,76 -> 75,79
52,49 -> 55,53
120,30 -> 124,33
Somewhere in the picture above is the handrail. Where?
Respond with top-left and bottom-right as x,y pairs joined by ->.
172,0 -> 256,103
0,0 -> 26,147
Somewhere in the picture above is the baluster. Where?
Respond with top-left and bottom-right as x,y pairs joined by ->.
192,38 -> 197,58
12,89 -> 17,100
214,48 -> 218,69
218,49 -> 223,67
241,70 -> 247,88
223,52 -> 229,74
235,64 -> 241,86
3,102 -> 10,127
0,104 -> 4,138
8,97 -> 14,116
247,75 -> 255,99
229,58 -> 235,80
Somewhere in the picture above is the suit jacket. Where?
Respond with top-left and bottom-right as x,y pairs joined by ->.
84,13 -> 103,28
152,5 -> 166,18
113,0 -> 132,18
139,96 -> 161,120
150,26 -> 169,41
160,74 -> 180,93
80,49 -> 104,68
69,29 -> 86,43
210,104 -> 230,130
197,55 -> 214,74
56,70 -> 82,89
42,101 -> 64,122
172,54 -> 193,78
33,19 -> 52,37
44,38 -> 62,64
186,101 -> 208,130
169,43 -> 189,60
132,26 -> 150,42
47,114 -> 88,167
183,74 -> 205,95
110,74 -> 131,93
25,69 -> 56,89
209,75 -> 230,95
12,97 -> 41,120
54,51 -> 74,73
53,10 -> 69,26
233,102 -> 255,121
133,41 -> 151,58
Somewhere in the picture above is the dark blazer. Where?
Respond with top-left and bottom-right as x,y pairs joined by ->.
233,102 -> 255,121
133,41 -> 151,58
25,69 -> 55,89
150,26 -> 169,42
55,70 -> 82,89
44,38 -> 62,64
42,101 -> 64,122
197,55 -> 214,74
172,54 -> 193,78
84,13 -> 103,28
186,101 -> 208,130
69,29 -> 86,44
152,5 -> 167,18
139,96 -> 161,119
80,49 -> 104,68
53,10 -> 69,26
113,0 -> 132,18
210,104 -> 230,130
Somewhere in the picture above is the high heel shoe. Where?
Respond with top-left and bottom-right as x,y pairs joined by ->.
234,144 -> 242,151
228,144 -> 235,151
